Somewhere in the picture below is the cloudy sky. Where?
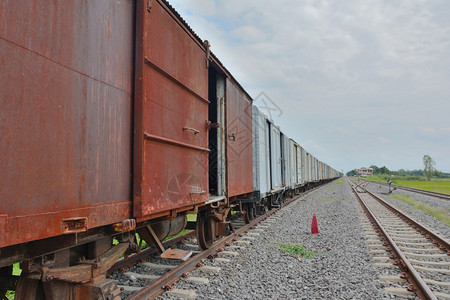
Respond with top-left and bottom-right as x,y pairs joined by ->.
170,0 -> 450,174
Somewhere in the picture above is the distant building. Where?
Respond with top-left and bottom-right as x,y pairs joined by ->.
358,167 -> 373,176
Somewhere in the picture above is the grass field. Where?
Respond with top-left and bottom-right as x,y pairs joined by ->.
391,181 -> 450,195
365,175 -> 450,195
389,194 -> 450,226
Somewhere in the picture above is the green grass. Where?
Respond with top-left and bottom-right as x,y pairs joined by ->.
367,176 -> 450,195
334,179 -> 344,184
187,214 -> 197,222
366,174 -> 424,182
6,291 -> 14,300
4,263 -> 21,299
12,263 -> 21,276
163,229 -> 192,241
276,243 -> 318,259
389,194 -> 450,226
392,181 -> 450,195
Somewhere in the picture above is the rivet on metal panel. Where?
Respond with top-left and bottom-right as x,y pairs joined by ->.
147,0 -> 153,12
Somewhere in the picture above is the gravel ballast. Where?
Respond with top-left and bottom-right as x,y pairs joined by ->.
158,180 -> 391,299
366,182 -> 450,239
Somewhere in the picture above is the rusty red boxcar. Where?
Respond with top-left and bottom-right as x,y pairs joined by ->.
0,0 -> 255,298
0,0 -> 135,249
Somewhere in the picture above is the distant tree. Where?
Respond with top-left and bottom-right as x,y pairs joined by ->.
441,172 -> 450,178
423,155 -> 436,181
397,169 -> 408,176
369,165 -> 379,174
379,166 -> 390,175
411,169 -> 423,176
346,169 -> 357,176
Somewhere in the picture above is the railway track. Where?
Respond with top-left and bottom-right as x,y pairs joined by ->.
348,180 -> 450,299
106,186 -> 323,299
362,180 -> 450,201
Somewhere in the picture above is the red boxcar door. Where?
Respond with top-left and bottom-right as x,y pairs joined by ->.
134,1 -> 209,218
226,79 -> 253,198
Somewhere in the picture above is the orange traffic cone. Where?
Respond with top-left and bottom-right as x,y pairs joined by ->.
311,214 -> 319,234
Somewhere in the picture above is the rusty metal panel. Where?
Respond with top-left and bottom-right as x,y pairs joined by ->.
0,0 -> 134,248
134,0 -> 209,218
226,79 -> 253,198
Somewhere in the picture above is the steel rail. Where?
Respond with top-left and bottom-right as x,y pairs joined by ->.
350,179 -> 450,252
127,207 -> 281,300
127,183 -> 327,300
395,185 -> 450,200
363,188 -> 450,254
348,180 -> 438,300
107,230 -> 195,275
362,180 -> 450,201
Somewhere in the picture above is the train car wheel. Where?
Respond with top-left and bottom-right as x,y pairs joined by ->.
196,210 -> 214,250
15,276 -> 45,300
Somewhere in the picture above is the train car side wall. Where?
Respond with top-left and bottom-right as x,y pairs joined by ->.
252,106 -> 270,199
296,145 -> 303,184
288,139 -> 297,189
225,79 -> 253,199
268,121 -> 283,191
134,0 -> 209,218
281,133 -> 290,188
0,0 -> 134,248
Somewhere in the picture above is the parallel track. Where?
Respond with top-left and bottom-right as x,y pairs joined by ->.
348,180 -> 450,299
109,184 -> 327,299
363,180 -> 450,201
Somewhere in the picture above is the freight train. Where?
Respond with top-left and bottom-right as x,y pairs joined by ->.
0,0 -> 339,298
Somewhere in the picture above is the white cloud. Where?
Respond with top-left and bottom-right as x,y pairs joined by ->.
377,137 -> 390,143
303,140 -> 327,155
379,153 -> 393,161
418,126 -> 437,136
169,0 -> 450,172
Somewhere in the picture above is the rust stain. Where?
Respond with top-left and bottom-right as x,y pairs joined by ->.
134,0 -> 208,217
0,0 -> 134,248
106,18 -> 112,37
